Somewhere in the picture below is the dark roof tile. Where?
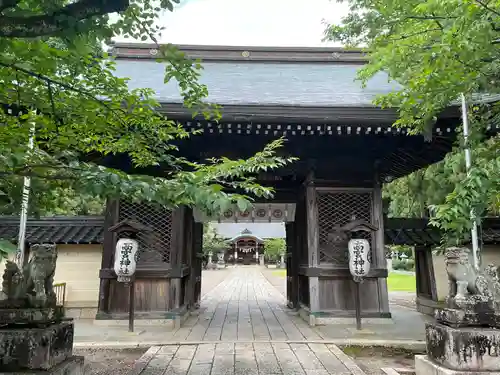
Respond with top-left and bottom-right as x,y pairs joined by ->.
0,216 -> 104,244
0,216 -> 498,246
113,59 -> 400,106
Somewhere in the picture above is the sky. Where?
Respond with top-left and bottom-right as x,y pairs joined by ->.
114,0 -> 349,46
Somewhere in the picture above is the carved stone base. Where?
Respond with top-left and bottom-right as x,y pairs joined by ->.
426,322 -> 500,371
0,320 -> 74,371
415,355 -> 500,375
435,307 -> 500,329
0,307 -> 64,325
1,356 -> 85,375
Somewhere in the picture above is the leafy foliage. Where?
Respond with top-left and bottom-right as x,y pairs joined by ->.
326,0 -> 500,244
392,259 -> 415,272
263,238 -> 286,262
0,239 -> 16,262
388,245 -> 414,259
202,223 -> 227,255
0,1 -> 296,217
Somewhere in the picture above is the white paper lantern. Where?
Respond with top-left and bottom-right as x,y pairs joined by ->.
348,238 -> 371,279
114,238 -> 139,283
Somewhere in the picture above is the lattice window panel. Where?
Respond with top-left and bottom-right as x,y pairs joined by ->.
118,201 -> 172,264
317,191 -> 373,265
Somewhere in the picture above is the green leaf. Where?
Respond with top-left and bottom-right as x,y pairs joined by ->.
0,239 -> 17,261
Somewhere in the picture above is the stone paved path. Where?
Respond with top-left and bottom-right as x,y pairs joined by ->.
75,266 -> 429,344
172,267 -> 322,342
131,342 -> 363,375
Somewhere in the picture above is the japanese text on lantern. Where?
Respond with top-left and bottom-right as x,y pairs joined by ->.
114,238 -> 139,283
348,238 -> 371,278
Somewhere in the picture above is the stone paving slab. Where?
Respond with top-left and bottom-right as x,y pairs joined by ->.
75,266 -> 429,344
131,343 -> 366,375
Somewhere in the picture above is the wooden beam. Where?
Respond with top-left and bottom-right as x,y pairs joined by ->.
97,198 -> 119,316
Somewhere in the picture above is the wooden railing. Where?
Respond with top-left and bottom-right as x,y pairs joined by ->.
53,282 -> 66,307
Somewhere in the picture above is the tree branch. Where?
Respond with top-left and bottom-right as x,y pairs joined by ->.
474,0 -> 500,17
0,0 -> 20,13
387,28 -> 442,41
0,0 -> 129,38
0,60 -> 129,127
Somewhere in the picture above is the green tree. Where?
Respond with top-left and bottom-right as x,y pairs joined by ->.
325,0 -> 500,244
263,238 -> 286,262
0,1 -> 296,219
0,239 -> 17,262
202,223 -> 227,255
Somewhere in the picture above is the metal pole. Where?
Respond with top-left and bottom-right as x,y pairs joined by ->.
461,93 -> 481,271
354,280 -> 362,330
128,281 -> 135,332
15,118 -> 36,267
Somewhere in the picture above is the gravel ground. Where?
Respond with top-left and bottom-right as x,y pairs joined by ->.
342,346 -> 419,375
74,348 -> 146,375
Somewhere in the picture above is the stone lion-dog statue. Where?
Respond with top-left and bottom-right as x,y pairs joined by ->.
0,244 -> 58,308
444,246 -> 500,310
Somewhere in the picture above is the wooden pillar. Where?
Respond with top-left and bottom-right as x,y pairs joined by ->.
305,178 -> 320,318
415,245 -> 438,315
373,183 -> 390,315
193,223 -> 203,308
296,189 -> 308,308
169,207 -> 186,310
96,199 -> 119,318
183,208 -> 195,310
285,222 -> 299,309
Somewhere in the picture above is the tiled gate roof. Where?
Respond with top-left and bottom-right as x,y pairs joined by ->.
0,216 -> 104,244
0,216 -> 498,246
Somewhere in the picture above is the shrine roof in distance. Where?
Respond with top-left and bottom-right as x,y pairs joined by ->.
103,43 -> 500,183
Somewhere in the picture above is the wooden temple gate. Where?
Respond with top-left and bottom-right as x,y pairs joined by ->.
96,184 -> 390,323
97,202 -> 200,323
93,42 -> 487,325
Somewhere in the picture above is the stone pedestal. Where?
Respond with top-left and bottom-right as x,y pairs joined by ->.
0,244 -> 84,374
207,252 -> 216,269
279,254 -> 285,269
216,252 -> 225,269
415,355 -> 500,375
0,320 -> 74,371
259,255 -> 265,266
0,311 -> 83,374
436,306 -> 500,328
425,321 -> 500,371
